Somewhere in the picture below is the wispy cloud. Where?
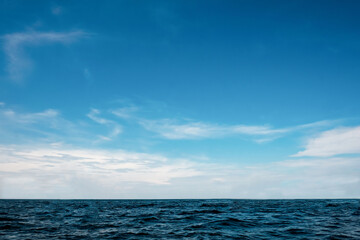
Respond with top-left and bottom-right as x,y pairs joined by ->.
110,101 -> 333,142
0,106 -> 87,145
138,118 -> 332,141
51,6 -> 63,16
139,119 -> 222,139
0,106 -> 106,146
87,109 -> 112,125
2,30 -> 88,82
87,108 -> 122,141
83,68 -> 92,82
293,126 -> 360,157
111,106 -> 139,119
232,125 -> 287,135
2,108 -> 59,124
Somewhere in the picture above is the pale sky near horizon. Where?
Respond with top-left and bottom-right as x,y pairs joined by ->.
1,0 -> 360,199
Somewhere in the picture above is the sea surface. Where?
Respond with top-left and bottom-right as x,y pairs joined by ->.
1,199 -> 360,239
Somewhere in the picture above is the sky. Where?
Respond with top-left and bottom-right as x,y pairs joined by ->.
0,0 -> 360,199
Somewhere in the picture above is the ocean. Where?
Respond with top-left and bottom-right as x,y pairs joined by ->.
1,199 -> 360,239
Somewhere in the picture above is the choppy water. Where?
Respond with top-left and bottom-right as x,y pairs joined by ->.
1,199 -> 360,239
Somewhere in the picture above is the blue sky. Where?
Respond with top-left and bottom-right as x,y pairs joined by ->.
1,0 -> 360,198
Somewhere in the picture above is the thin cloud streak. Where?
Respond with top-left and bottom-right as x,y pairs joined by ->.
139,118 -> 335,141
140,119 -> 223,139
109,102 -> 337,142
2,108 -> 59,124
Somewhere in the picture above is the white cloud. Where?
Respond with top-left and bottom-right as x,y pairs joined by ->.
1,143 -> 359,199
2,30 -> 88,81
294,126 -> 360,157
0,102 -> 5,107
0,144 -> 201,198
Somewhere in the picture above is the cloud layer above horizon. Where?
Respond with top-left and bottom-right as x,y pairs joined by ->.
0,103 -> 359,198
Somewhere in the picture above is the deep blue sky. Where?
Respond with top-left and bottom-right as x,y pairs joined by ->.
0,0 -> 360,198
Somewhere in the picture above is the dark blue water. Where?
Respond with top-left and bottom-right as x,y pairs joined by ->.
1,199 -> 360,239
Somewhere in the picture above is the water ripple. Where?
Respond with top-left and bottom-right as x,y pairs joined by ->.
1,199 -> 359,239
